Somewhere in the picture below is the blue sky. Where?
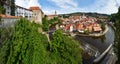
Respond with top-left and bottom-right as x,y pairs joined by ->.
15,0 -> 120,14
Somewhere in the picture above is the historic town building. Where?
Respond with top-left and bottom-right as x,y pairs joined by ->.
1,0 -> 44,24
30,6 -> 44,24
15,5 -> 33,20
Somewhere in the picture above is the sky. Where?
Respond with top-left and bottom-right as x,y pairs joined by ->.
15,0 -> 120,15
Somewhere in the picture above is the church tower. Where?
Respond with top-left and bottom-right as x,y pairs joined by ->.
55,10 -> 57,15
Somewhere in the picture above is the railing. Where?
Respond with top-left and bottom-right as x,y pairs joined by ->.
93,44 -> 113,63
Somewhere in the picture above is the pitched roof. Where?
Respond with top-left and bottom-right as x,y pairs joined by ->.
16,5 -> 32,11
93,27 -> 102,31
29,6 -> 41,10
29,6 -> 44,14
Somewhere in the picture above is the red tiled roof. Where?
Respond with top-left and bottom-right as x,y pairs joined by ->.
64,23 -> 72,30
64,25 -> 70,30
29,6 -> 44,14
93,27 -> 102,31
29,6 -> 41,10
76,24 -> 80,29
0,14 -> 20,19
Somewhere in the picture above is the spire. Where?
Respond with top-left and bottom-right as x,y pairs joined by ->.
55,10 -> 57,15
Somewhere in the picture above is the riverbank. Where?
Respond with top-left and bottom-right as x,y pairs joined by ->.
93,44 -> 113,63
108,22 -> 116,31
76,25 -> 115,64
75,25 -> 108,37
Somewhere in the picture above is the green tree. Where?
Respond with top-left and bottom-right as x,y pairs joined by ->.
0,18 -> 82,64
0,18 -> 49,64
114,7 -> 120,64
50,30 -> 82,64
109,13 -> 116,22
101,21 -> 105,31
42,16 -> 49,31
0,6 -> 6,14
10,0 -> 15,16
0,0 -> 6,14
0,27 -> 13,64
0,16 -> 1,22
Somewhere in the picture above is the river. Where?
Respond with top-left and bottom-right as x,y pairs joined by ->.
75,25 -> 114,53
74,25 -> 115,64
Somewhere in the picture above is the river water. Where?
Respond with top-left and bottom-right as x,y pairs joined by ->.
74,25 -> 115,64
75,25 -> 114,53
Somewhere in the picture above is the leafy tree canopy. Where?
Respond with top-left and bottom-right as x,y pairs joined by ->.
113,7 -> 120,64
0,18 -> 49,64
50,30 -> 82,64
0,18 -> 83,64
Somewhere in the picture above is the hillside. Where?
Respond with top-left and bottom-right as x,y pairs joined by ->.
59,12 -> 109,18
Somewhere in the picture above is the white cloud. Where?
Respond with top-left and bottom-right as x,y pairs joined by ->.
15,0 -> 120,14
15,0 -> 41,9
42,8 -> 55,15
28,0 -> 41,8
50,0 -> 78,9
116,0 -> 120,6
76,0 -> 120,14
44,0 -> 78,14
97,0 -> 119,14
85,0 -> 119,14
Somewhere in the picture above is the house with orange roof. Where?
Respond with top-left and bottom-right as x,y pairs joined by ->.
88,25 -> 93,33
60,15 -> 103,33
29,6 -> 44,24
93,26 -> 102,33
63,23 -> 74,32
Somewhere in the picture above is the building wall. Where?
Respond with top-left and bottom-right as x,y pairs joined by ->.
0,18 -> 19,27
3,1 -> 44,23
3,2 -> 33,21
15,6 -> 33,20
3,4 -> 11,16
32,10 -> 43,24
47,15 -> 58,20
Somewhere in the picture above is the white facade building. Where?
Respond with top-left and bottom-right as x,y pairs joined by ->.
15,5 -> 33,20
3,0 -> 44,23
3,3 -> 11,16
3,2 -> 33,20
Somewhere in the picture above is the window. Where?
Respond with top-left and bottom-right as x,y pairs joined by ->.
7,7 -> 9,10
7,12 -> 10,14
0,19 -> 4,26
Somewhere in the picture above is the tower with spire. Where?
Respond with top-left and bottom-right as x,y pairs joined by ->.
55,10 -> 57,15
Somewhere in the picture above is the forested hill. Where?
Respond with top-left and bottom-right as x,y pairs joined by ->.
59,12 -> 109,18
